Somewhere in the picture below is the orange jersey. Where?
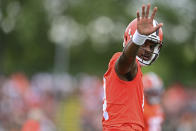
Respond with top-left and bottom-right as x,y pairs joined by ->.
21,119 -> 40,131
102,52 -> 144,130
144,100 -> 164,131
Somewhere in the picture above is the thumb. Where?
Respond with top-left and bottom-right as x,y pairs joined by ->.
151,23 -> 163,33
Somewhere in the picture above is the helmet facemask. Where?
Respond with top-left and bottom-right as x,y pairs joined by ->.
136,33 -> 162,66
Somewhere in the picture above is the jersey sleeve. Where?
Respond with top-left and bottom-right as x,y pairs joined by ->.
104,52 -> 142,85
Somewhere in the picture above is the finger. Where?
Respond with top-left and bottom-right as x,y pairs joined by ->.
145,4 -> 150,18
151,23 -> 163,33
137,10 -> 140,21
142,5 -> 145,18
151,7 -> 157,20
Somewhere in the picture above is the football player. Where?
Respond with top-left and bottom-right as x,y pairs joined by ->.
143,72 -> 164,131
102,4 -> 163,131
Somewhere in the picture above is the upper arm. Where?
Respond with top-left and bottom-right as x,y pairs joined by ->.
115,40 -> 140,80
115,54 -> 138,81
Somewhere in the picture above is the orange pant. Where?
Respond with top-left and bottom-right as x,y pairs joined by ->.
103,124 -> 143,131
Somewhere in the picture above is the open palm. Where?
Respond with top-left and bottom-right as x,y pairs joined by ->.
137,4 -> 163,35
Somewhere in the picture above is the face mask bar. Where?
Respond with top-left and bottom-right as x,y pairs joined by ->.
136,40 -> 162,66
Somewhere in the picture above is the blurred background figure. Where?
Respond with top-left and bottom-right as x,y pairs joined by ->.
162,83 -> 196,131
143,72 -> 164,131
78,74 -> 103,131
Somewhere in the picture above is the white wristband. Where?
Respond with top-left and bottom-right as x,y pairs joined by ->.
132,30 -> 147,45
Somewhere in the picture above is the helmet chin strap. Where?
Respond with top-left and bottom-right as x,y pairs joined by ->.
136,49 -> 159,66
137,60 -> 147,67
136,56 -> 151,66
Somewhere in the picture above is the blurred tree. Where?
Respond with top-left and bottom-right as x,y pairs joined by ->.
0,0 -> 195,86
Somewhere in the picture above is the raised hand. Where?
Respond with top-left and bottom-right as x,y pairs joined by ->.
136,4 -> 163,35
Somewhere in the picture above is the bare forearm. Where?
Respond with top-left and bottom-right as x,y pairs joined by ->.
123,40 -> 140,63
117,40 -> 140,75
